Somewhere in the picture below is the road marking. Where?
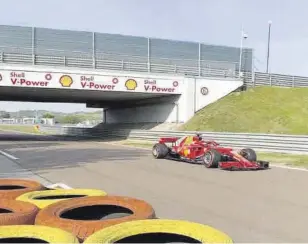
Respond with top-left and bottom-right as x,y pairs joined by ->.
0,150 -> 19,160
104,142 -> 308,173
47,183 -> 73,189
271,164 -> 308,172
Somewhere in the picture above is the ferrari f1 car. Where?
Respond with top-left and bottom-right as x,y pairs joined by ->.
152,134 -> 269,170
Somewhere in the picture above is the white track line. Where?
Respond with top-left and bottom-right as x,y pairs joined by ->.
0,150 -> 19,160
47,183 -> 73,189
105,142 -> 308,172
270,164 -> 308,172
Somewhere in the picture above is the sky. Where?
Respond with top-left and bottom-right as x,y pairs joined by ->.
0,0 -> 306,112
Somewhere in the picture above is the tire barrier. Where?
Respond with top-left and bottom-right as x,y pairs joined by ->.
5,178 -> 233,242
0,200 -> 39,225
0,225 -> 79,243
0,178 -> 45,199
84,219 -> 233,243
35,195 -> 156,241
16,188 -> 108,209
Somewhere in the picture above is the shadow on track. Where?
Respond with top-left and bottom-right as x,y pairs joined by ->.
0,131 -> 150,174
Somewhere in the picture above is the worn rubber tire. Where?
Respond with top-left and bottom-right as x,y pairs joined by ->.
17,188 -> 108,209
152,143 -> 169,159
35,195 -> 156,241
240,148 -> 257,161
0,200 -> 39,225
0,225 -> 79,243
0,178 -> 46,200
84,219 -> 233,243
202,149 -> 221,168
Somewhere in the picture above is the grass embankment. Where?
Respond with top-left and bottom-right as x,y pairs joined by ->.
181,87 -> 308,134
117,140 -> 308,168
0,125 -> 42,134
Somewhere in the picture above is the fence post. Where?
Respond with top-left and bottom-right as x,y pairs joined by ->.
292,76 -> 295,87
92,32 -> 96,68
269,73 -> 272,86
147,38 -> 151,72
198,43 -> 201,76
31,27 -> 35,65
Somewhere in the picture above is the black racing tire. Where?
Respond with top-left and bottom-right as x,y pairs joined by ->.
202,149 -> 221,168
152,143 -> 169,159
240,148 -> 257,161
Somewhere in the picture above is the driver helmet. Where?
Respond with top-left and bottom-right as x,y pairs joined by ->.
196,133 -> 202,141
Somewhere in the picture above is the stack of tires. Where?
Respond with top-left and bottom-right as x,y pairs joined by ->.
0,178 -> 233,243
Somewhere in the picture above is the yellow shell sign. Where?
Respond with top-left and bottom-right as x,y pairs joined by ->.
59,75 -> 73,87
125,79 -> 137,90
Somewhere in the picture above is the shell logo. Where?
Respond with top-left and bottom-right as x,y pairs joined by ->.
59,75 -> 73,87
125,79 -> 137,90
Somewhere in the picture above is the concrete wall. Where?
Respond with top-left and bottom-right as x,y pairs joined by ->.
105,78 -> 243,124
194,78 -> 243,112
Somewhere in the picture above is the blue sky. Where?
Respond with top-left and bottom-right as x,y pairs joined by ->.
1,0 -> 306,112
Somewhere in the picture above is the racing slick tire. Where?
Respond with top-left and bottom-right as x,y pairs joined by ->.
239,148 -> 257,161
0,178 -> 46,200
16,188 -> 107,209
0,200 -> 39,225
152,143 -> 169,159
202,149 -> 221,168
0,225 -> 79,243
35,195 -> 156,241
84,219 -> 233,243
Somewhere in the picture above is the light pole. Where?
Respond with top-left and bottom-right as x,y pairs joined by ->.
239,25 -> 248,78
266,20 -> 272,73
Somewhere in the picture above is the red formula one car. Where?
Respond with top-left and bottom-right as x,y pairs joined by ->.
152,134 -> 269,170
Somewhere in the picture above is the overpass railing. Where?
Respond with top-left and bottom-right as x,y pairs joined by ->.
1,51 -> 308,88
244,72 -> 308,88
0,51 -> 236,78
40,126 -> 308,154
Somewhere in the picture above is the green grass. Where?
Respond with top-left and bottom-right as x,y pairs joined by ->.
118,140 -> 308,168
0,125 -> 42,134
180,87 -> 308,134
257,152 -> 308,167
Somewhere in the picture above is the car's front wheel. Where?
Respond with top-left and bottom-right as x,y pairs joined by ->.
239,148 -> 257,161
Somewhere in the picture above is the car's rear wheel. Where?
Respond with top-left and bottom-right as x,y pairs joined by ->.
239,148 -> 257,161
152,143 -> 169,159
202,149 -> 221,168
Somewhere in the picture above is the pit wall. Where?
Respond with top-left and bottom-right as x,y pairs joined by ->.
105,77 -> 243,124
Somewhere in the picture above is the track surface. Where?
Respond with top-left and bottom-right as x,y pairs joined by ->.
0,130 -> 307,242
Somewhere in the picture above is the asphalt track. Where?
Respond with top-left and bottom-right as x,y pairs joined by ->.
0,130 -> 307,243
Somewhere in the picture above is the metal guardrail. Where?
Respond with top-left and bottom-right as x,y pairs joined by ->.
40,126 -> 308,154
244,72 -> 308,87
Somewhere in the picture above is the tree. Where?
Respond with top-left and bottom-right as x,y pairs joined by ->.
61,115 -> 82,124
42,113 -> 55,119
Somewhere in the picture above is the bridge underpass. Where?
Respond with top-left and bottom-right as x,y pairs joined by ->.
0,86 -> 179,108
0,64 -> 185,125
